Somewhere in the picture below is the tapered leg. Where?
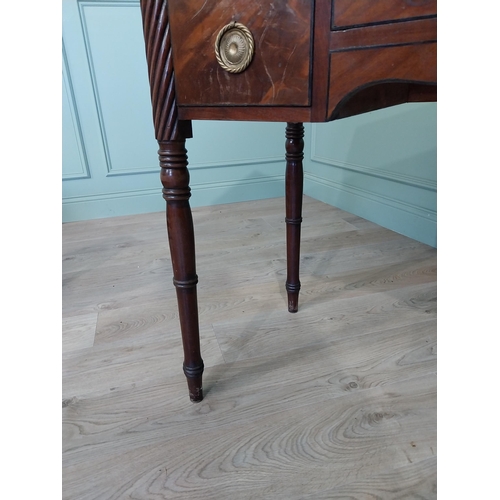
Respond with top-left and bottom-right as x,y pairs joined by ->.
285,123 -> 304,313
140,0 -> 203,401
159,140 -> 204,402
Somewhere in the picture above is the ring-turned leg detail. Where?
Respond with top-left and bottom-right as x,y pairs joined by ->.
159,140 -> 204,402
285,122 -> 304,313
141,0 -> 204,402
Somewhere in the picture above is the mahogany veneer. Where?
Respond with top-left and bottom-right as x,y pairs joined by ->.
140,0 -> 437,401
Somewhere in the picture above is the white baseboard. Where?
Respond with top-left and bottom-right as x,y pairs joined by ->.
62,175 -> 285,222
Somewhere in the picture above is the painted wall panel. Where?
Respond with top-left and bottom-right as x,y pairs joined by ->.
304,104 -> 437,247
62,49 -> 90,180
77,1 -> 159,176
62,0 -> 285,222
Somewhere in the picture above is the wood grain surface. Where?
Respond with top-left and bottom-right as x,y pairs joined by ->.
332,0 -> 437,28
328,43 -> 437,119
63,196 -> 437,499
168,0 -> 313,106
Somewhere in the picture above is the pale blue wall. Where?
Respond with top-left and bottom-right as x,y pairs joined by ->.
304,104 -> 437,247
62,0 -> 286,222
62,0 -> 436,247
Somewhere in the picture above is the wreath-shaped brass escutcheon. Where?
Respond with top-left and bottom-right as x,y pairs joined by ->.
215,22 -> 254,74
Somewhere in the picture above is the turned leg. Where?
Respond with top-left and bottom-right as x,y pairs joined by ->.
140,0 -> 203,401
285,123 -> 305,313
159,140 -> 204,402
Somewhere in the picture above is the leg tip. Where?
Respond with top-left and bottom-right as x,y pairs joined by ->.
189,387 -> 203,403
186,373 -> 203,403
288,299 -> 299,313
184,365 -> 204,402
286,283 -> 300,313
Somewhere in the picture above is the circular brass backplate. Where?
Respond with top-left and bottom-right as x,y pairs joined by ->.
215,22 -> 254,74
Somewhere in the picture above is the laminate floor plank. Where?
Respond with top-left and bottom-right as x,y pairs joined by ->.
91,252 -> 434,350
63,374 -> 436,500
63,319 -> 435,463
62,324 -> 224,399
213,282 -> 435,363
62,211 -> 167,243
62,312 -> 98,354
62,257 -> 174,316
62,196 -> 437,499
296,457 -> 437,499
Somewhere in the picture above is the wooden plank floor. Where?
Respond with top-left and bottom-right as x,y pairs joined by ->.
62,196 -> 437,499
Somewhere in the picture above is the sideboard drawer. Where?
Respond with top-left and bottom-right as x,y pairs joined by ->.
332,0 -> 437,29
168,0 -> 313,107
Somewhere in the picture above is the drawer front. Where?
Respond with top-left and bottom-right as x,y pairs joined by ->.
327,42 -> 437,118
168,0 -> 313,107
332,0 -> 437,29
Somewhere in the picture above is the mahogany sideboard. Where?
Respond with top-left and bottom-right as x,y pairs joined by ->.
139,0 -> 437,402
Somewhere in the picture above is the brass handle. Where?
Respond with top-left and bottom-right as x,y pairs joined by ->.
215,22 -> 254,74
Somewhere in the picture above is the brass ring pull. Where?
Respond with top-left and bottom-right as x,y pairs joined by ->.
215,22 -> 254,74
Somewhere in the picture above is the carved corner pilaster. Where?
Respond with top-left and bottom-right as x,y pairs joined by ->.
140,0 -> 192,142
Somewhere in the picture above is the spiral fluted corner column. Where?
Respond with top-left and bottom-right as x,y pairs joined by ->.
285,123 -> 305,313
140,0 -> 203,402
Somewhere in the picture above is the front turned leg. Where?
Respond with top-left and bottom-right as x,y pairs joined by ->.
285,123 -> 304,313
159,140 -> 204,402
